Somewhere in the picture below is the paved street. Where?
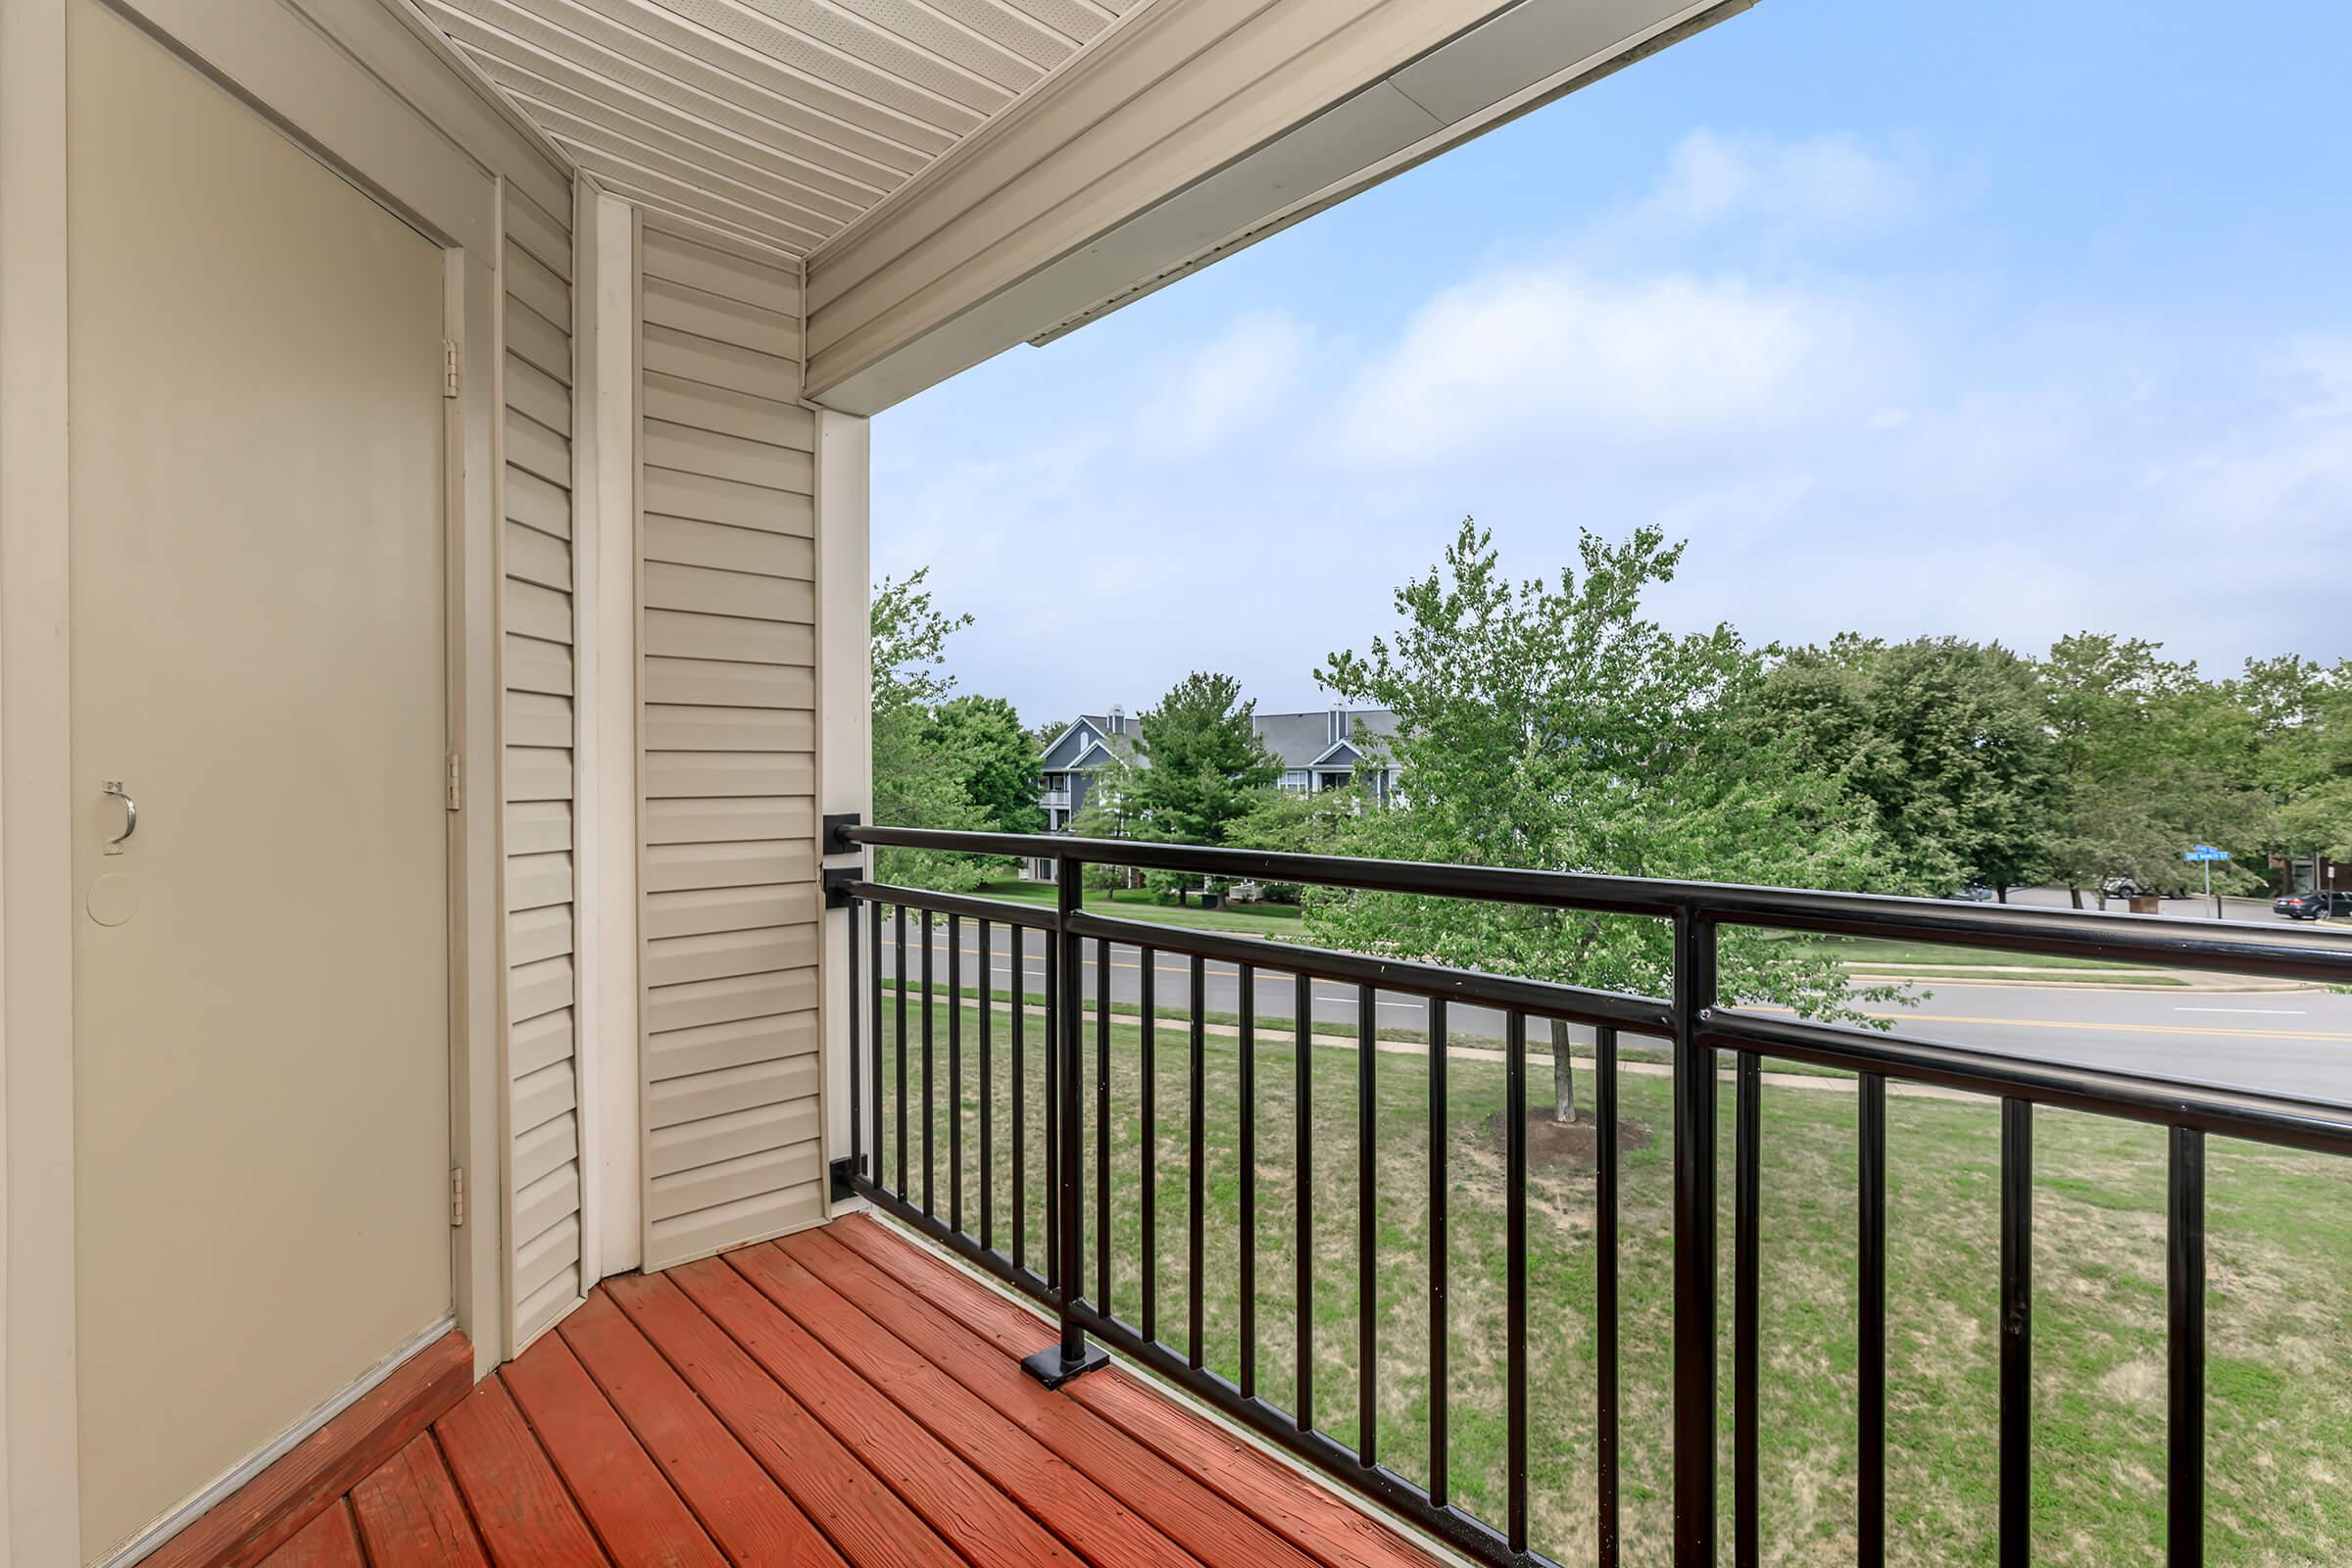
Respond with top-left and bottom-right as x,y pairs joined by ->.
875,916 -> 2352,1106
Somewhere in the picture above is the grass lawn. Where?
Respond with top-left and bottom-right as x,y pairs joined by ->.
973,878 -> 1306,937
871,995 -> 2352,1567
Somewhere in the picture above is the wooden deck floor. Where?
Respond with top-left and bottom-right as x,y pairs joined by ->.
262,1214 -> 1443,1568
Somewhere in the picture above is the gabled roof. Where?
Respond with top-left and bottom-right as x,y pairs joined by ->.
1252,709 -> 1397,769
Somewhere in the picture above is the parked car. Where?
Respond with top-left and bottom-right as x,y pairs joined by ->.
1950,884 -> 1996,902
2274,890 -> 2352,920
2103,876 -> 2140,899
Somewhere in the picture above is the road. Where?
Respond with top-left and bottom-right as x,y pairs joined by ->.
875,919 -> 2352,1105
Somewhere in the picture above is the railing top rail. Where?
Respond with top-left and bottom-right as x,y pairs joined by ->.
847,824 -> 2352,983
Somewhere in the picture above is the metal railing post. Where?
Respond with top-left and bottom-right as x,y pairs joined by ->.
1023,852 -> 1109,1388
1673,907 -> 1720,1567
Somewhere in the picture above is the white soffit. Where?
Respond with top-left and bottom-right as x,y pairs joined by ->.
410,0 -> 1147,256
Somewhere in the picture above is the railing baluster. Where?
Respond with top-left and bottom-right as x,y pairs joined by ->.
1860,1071 -> 1886,1568
870,902 -> 884,1192
1045,923 -> 1059,1288
1240,961 -> 1257,1398
1189,953 -> 1207,1371
1359,983 -> 1379,1468
979,919 -> 994,1251
1736,1050 -> 1760,1567
1097,937 -> 1112,1314
1299,971 -> 1318,1435
1428,997 -> 1447,1504
1505,1010 -> 1529,1555
1021,854 -> 1104,1386
2169,1126 -> 2204,1568
922,909 -> 936,1215
950,913 -> 963,1232
1012,925 -> 1027,1272
1141,946 -> 1157,1345
1672,910 -> 1719,1567
896,905 -> 909,1199
1596,1022 -> 1620,1568
849,894 -> 861,1186
2000,1097 -> 2034,1568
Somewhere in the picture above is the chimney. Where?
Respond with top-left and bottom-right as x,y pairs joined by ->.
1107,705 -> 1126,736
1327,704 -> 1348,746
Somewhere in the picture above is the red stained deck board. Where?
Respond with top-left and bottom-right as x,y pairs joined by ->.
819,1216 -> 1444,1568
503,1327 -> 726,1568
722,1243 -> 1204,1568
255,1501 -> 365,1568
666,1254 -> 1090,1568
781,1226 -> 1329,1568
556,1290 -> 851,1568
432,1377 -> 609,1568
603,1270 -> 966,1568
347,1435 -> 489,1568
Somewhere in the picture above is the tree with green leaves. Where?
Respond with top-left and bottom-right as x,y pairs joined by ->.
1757,634 -> 2052,900
1315,519 -> 1896,1122
2237,656 -> 2352,873
870,570 -> 993,890
1126,672 -> 1281,847
928,694 -> 1047,837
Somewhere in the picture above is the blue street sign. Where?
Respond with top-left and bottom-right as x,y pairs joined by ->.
2182,845 -> 2231,862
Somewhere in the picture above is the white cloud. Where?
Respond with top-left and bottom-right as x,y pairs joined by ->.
1131,311 -> 1313,458
1624,128 -> 1934,242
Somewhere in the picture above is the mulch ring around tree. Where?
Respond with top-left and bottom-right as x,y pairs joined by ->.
1484,1107 -> 1653,1173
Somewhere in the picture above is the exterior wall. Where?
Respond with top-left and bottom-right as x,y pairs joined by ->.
633,215 -> 827,1272
500,185 -> 586,1350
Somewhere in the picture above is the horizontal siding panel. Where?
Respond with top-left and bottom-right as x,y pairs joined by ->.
644,968 -> 814,1035
643,419 -> 810,493
515,1263 -> 582,1347
640,323 -> 800,404
642,796 -> 812,846
507,850 -> 573,912
645,1178 -> 822,1267
646,1097 -> 820,1180
643,703 -> 811,754
505,690 -> 573,750
514,1160 -> 581,1250
505,188 -> 571,281
504,349 -> 569,434
644,882 -> 810,940
508,903 -> 574,967
644,923 -> 817,988
505,297 -> 571,386
514,1211 -> 581,1302
643,839 -> 814,893
504,745 -> 573,803
506,800 -> 572,857
505,465 -> 571,540
506,409 -> 571,489
645,1010 -> 818,1081
641,274 -> 798,357
643,466 -> 811,533
514,1111 -> 578,1191
505,579 -> 573,645
647,1145 -> 818,1226
505,519 -> 572,591
514,1058 -> 577,1134
643,612 -> 812,667
512,1006 -> 576,1080
649,1054 -> 818,1131
644,561 -> 814,622
510,953 -> 574,1023
505,238 -> 569,328
642,227 -> 798,315
643,374 -> 812,450
504,634 -> 573,698
640,657 -> 812,711
642,750 -> 812,799
642,514 -> 811,581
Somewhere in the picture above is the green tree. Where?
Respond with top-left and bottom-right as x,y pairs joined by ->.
1758,634 -> 2051,899
2237,656 -> 2352,872
1316,520 -> 1895,1121
929,695 -> 1047,836
870,570 -> 991,890
1126,672 -> 1281,847
1066,758 -> 1147,891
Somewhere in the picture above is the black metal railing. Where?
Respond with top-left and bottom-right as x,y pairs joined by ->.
834,824 -> 2352,1568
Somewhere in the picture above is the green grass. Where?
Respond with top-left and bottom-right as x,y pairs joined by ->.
870,997 -> 2352,1567
973,878 -> 1306,937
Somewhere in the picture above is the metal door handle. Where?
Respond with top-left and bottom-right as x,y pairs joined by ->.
103,780 -> 136,855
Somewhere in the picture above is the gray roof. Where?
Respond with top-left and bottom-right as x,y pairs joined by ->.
1251,708 -> 1397,769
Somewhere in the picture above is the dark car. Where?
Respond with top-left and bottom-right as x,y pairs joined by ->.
2275,890 -> 2352,920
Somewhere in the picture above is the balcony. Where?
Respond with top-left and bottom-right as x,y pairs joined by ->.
840,826 -> 2352,1568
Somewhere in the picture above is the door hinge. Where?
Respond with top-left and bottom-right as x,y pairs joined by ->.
445,753 -> 463,811
443,340 -> 461,399
449,1167 -> 466,1228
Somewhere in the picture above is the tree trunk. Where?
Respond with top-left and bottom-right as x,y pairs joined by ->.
2068,884 -> 2083,909
1995,884 -> 2009,904
1550,1019 -> 1576,1124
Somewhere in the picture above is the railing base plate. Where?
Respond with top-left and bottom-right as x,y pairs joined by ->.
1021,1341 -> 1110,1390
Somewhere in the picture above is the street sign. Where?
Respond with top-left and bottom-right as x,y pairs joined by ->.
2182,845 -> 2231,862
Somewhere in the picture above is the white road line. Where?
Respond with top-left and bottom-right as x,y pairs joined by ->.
2173,1006 -> 2305,1015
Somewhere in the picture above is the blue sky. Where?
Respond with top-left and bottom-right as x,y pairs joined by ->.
872,0 -> 2352,725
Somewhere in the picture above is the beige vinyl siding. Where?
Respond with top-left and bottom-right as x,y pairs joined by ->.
636,215 -> 824,1271
501,182 -> 584,1348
